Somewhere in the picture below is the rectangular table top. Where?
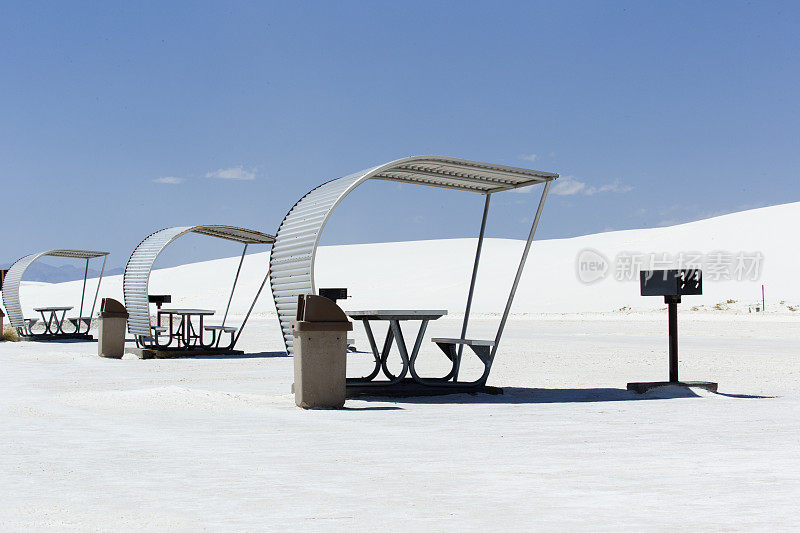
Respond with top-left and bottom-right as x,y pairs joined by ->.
34,306 -> 73,312
157,308 -> 215,315
346,310 -> 447,320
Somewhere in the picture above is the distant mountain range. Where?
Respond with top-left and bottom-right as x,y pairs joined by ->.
0,261 -> 125,283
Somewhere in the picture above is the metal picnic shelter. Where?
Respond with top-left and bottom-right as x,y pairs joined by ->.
123,225 -> 275,351
1,249 -> 108,338
269,155 -> 558,387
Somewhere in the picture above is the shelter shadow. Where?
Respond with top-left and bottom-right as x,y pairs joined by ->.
354,386 -> 773,405
193,351 -> 289,360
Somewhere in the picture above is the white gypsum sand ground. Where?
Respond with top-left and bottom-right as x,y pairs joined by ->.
1,202 -> 799,529
0,316 -> 798,530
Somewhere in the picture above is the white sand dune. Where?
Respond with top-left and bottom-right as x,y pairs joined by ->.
12,201 -> 800,321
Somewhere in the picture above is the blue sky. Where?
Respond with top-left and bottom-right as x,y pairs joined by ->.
1,1 -> 798,271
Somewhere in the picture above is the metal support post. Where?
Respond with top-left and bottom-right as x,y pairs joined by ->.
222,244 -> 248,329
491,180 -> 552,360
218,244 -> 248,347
77,258 -> 89,327
233,264 -> 269,348
88,255 -> 106,333
455,193 -> 491,378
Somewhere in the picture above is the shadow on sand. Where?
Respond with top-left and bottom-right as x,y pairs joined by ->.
193,351 -> 289,360
26,338 -> 98,344
353,386 -> 775,405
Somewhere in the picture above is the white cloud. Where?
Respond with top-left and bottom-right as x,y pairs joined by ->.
519,153 -> 538,162
551,177 -> 587,195
551,176 -> 633,196
153,176 -> 185,185
205,166 -> 256,181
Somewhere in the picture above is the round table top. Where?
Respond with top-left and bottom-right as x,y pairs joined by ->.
34,306 -> 73,312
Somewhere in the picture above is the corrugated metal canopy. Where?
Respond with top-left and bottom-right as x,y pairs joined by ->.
191,226 -> 275,244
43,249 -> 109,259
371,157 -> 557,193
268,155 -> 559,354
1,249 -> 109,328
123,225 -> 274,337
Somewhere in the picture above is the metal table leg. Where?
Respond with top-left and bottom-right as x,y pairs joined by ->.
39,311 -> 52,335
356,319 -> 382,381
406,319 -> 457,383
386,320 -> 413,383
55,309 -> 68,334
180,315 -> 188,347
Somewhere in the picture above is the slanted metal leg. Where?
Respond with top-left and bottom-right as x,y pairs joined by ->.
378,324 -> 397,380
491,180 -> 551,361
87,255 -> 106,334
408,319 -> 429,369
457,193 -> 491,380
232,262 -> 270,349
360,319 -> 382,381
388,320 -> 411,383
43,311 -> 56,335
56,309 -> 68,334
172,314 -> 183,348
77,258 -> 88,333
219,244 -> 247,347
196,314 -> 205,347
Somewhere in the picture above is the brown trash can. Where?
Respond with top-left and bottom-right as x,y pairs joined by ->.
292,294 -> 353,409
98,298 -> 129,358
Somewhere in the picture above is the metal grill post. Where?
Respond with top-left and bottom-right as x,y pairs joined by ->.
667,296 -> 680,381
491,180 -> 551,359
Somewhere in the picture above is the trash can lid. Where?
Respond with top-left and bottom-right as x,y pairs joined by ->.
100,298 -> 129,318
296,294 -> 349,323
293,294 -> 352,331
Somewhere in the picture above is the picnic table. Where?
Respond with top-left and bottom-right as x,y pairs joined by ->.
155,308 -> 215,348
32,306 -> 73,335
346,310 -> 447,385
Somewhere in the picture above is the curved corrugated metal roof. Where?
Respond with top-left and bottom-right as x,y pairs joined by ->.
123,225 -> 275,337
269,155 -> 558,354
1,249 -> 109,328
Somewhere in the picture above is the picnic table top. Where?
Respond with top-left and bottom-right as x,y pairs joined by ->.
157,308 -> 215,315
34,306 -> 73,312
346,310 -> 447,320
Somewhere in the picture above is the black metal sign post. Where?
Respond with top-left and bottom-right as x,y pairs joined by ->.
627,269 -> 718,394
666,294 -> 680,382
